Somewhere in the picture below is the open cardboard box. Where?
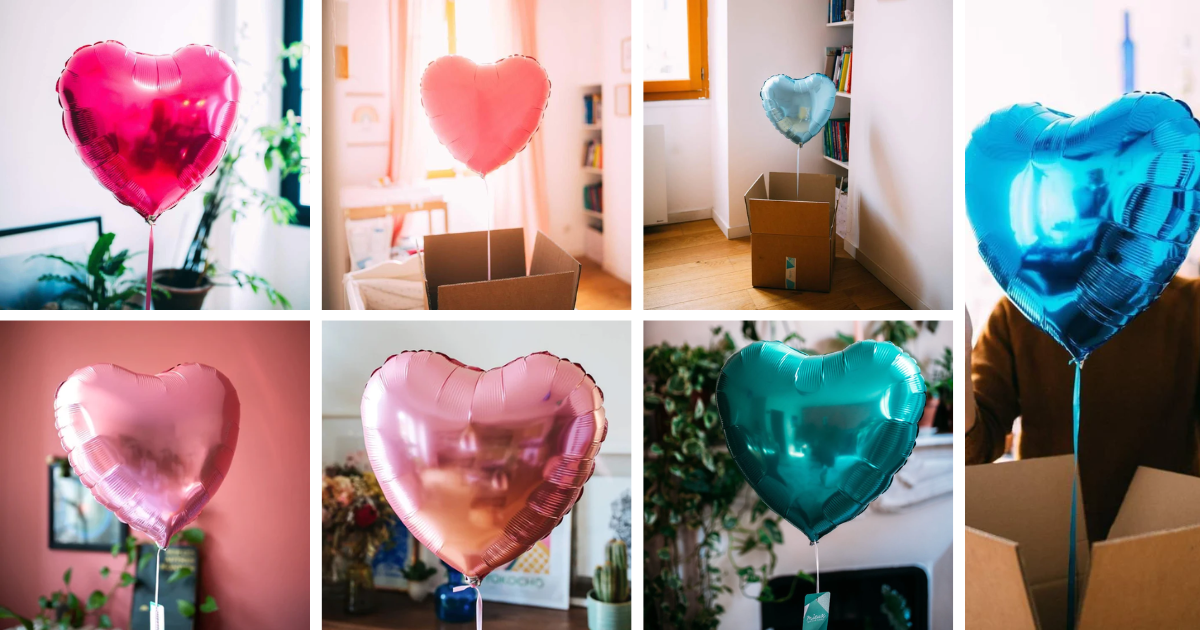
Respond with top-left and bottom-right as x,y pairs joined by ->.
422,228 -> 581,310
743,172 -> 836,292
966,455 -> 1200,629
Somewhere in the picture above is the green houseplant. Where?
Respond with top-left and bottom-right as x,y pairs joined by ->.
29,233 -> 166,310
588,539 -> 631,630
401,559 -> 439,602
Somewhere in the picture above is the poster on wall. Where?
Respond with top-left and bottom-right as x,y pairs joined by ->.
373,516 -> 416,590
573,476 -> 632,576
480,512 -> 572,609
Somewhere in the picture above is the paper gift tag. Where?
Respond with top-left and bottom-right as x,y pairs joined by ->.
149,602 -> 165,630
802,592 -> 830,630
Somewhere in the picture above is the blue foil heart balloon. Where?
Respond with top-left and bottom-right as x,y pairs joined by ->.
761,73 -> 837,146
716,340 -> 925,543
967,93 -> 1200,361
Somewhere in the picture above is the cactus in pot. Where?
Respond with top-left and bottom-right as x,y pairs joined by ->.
587,539 -> 631,630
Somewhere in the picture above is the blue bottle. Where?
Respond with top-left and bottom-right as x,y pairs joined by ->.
435,565 -> 477,623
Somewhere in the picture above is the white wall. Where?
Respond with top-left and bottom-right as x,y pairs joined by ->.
644,101 -> 714,218
966,0 -> 1200,328
850,0 -> 952,310
334,0 -> 391,186
709,0 -> 731,234
600,1 -> 633,283
644,320 -> 954,630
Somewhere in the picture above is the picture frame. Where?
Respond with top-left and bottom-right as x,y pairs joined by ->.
48,461 -> 129,551
615,84 -> 631,117
481,512 -> 573,609
621,37 -> 631,73
0,217 -> 102,310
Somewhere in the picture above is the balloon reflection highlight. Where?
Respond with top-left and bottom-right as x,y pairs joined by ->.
717,341 -> 924,543
361,351 -> 605,580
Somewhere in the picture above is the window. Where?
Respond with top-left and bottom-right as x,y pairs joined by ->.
282,0 -> 315,226
424,0 -> 499,179
645,0 -> 708,101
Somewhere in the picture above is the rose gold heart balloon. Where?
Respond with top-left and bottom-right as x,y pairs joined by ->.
361,351 -> 605,579
54,363 -> 240,548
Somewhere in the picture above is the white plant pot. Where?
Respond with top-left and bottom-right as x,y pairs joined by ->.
408,578 -> 433,602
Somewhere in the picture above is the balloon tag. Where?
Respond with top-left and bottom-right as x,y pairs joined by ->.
149,602 -> 165,630
802,592 -> 831,630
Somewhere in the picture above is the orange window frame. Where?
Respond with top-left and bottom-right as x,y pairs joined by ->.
644,0 -> 708,102
426,0 -> 459,179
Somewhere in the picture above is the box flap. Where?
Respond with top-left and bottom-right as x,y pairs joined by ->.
768,172 -> 836,205
529,231 -> 582,308
423,228 -> 526,309
1108,466 -> 1200,539
743,174 -> 768,233
437,272 -> 578,310
965,527 -> 1039,630
1078,524 -> 1200,628
966,457 -> 1089,600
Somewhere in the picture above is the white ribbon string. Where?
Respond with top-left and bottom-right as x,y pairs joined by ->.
452,576 -> 482,630
796,144 -> 801,198
151,546 -> 162,630
815,541 -> 820,594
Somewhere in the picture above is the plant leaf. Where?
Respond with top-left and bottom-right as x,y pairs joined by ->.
99,566 -> 109,578
177,599 -> 195,618
63,568 -> 72,585
120,571 -> 136,587
0,607 -> 33,630
98,614 -> 113,629
167,567 -> 193,584
86,590 -> 106,611
198,595 -> 218,614
87,233 -> 116,276
181,528 -> 205,546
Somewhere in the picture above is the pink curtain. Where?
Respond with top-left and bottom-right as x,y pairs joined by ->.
489,0 -> 551,262
387,0 -> 427,186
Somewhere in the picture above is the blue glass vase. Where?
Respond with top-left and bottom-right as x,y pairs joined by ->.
435,566 -> 476,623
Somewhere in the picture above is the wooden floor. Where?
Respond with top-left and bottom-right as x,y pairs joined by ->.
577,257 -> 632,310
645,219 -> 909,310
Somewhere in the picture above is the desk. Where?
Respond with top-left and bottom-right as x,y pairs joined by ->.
323,591 -> 588,630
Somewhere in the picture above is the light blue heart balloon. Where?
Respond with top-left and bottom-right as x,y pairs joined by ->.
761,73 -> 838,146
717,341 -> 925,543
966,93 -> 1200,362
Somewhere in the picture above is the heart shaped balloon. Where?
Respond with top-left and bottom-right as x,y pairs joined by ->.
57,41 -> 240,221
761,73 -> 838,146
361,350 -> 605,579
420,55 -> 551,177
966,93 -> 1200,361
54,363 -> 240,548
717,341 -> 924,543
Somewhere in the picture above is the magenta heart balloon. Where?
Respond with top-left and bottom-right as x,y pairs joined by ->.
420,55 -> 551,176
56,41 -> 240,221
54,363 -> 240,548
361,351 -> 605,579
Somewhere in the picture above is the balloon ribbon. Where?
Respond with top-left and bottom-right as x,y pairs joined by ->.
814,540 -> 820,594
1067,360 -> 1082,629
453,576 -> 482,630
150,545 -> 163,630
145,222 -> 154,311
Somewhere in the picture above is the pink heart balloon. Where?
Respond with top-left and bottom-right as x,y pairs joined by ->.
361,351 -> 605,579
420,55 -> 551,176
54,363 -> 240,548
56,41 -> 241,221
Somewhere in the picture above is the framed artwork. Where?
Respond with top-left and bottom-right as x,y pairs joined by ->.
621,37 -> 631,73
49,462 -> 128,551
572,476 -> 632,580
481,512 -> 572,609
615,84 -> 631,117
372,516 -> 417,591
0,217 -> 102,310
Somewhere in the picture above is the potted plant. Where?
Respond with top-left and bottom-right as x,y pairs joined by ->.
587,539 -> 631,630
402,559 -> 439,602
29,233 -> 166,310
927,347 -> 953,433
321,458 -> 395,615
152,45 -> 306,310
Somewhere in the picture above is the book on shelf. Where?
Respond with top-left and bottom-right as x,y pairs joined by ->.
828,0 -> 855,23
584,92 -> 603,125
828,45 -> 852,93
583,182 -> 603,215
583,139 -> 603,169
823,117 -> 850,163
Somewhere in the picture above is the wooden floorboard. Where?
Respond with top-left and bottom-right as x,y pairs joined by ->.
577,258 -> 631,310
644,219 -> 906,310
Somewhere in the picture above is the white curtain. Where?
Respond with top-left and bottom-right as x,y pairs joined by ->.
387,0 -> 429,186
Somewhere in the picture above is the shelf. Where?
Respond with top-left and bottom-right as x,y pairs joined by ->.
827,20 -> 853,27
582,166 -> 603,175
837,91 -> 851,99
323,591 -> 586,630
583,123 -> 602,131
824,155 -> 850,170
583,209 -> 603,220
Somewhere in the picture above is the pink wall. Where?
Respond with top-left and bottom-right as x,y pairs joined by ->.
0,321 -> 310,629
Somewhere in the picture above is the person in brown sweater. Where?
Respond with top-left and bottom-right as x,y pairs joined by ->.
966,276 -> 1200,542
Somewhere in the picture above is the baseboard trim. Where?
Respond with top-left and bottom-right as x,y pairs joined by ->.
666,207 -> 712,224
843,239 -> 857,258
854,247 -> 933,311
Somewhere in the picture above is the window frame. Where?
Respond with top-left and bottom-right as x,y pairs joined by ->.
426,0 -> 459,179
282,0 -> 310,226
644,0 -> 709,102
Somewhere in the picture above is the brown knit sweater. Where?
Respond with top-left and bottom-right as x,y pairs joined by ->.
968,276 -> 1200,542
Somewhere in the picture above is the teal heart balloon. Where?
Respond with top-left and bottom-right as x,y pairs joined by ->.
761,73 -> 837,146
716,340 -> 925,542
966,93 -> 1200,362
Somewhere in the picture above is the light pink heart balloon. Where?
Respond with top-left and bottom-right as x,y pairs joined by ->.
361,351 -> 605,579
420,55 -> 551,176
54,363 -> 240,548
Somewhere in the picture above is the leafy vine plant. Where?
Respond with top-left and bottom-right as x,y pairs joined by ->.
644,326 -> 813,630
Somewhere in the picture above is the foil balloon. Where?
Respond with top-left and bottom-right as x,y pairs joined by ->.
420,55 -> 551,176
966,93 -> 1200,362
761,73 -> 837,146
56,41 -> 240,222
361,351 -> 605,580
717,341 -> 925,543
54,363 -> 240,548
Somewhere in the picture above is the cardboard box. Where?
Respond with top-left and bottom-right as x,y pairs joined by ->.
422,228 -> 581,310
966,455 -> 1200,629
744,172 -> 836,292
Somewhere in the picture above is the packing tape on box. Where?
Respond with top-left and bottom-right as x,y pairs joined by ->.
786,257 -> 797,290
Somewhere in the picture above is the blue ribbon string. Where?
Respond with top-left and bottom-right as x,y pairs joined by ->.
1067,361 -> 1082,629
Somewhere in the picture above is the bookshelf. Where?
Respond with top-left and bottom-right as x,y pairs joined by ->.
824,155 -> 850,171
826,2 -> 853,253
582,84 -> 604,264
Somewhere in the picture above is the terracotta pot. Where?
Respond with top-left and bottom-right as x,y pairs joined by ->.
152,269 -> 214,310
